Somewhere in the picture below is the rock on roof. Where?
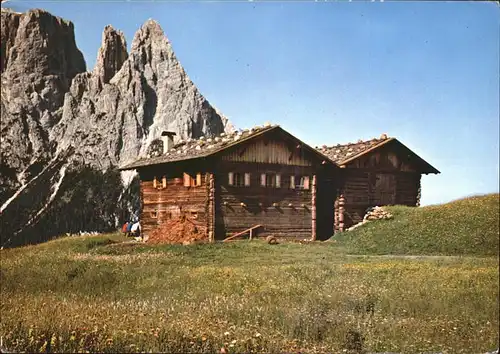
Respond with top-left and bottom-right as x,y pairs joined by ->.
317,134 -> 391,165
120,123 -> 279,170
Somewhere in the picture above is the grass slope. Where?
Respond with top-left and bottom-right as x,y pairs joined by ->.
1,235 -> 498,353
333,193 -> 500,256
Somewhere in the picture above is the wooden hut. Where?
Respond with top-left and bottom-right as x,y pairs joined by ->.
119,125 -> 338,241
318,134 -> 440,231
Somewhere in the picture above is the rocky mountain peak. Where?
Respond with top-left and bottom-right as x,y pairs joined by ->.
93,25 -> 128,88
0,8 -> 235,247
131,19 -> 168,51
1,8 -> 85,85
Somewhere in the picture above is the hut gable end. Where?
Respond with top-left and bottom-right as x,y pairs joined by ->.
220,132 -> 313,166
319,137 -> 439,175
344,144 -> 415,172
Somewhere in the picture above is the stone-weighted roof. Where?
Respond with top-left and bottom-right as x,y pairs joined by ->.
120,129 -> 439,174
120,124 -> 280,170
315,134 -> 392,165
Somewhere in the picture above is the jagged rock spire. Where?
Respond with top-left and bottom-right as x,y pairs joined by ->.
93,25 -> 128,88
1,9 -> 234,246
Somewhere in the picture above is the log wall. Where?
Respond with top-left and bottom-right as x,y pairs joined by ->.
395,173 -> 421,206
338,170 -> 421,229
215,162 -> 315,240
336,145 -> 424,230
139,172 -> 209,238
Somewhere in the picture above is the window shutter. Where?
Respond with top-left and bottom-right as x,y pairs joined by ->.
196,173 -> 202,186
183,173 -> 191,187
153,176 -> 157,188
228,172 -> 234,186
162,176 -> 167,188
303,176 -> 310,190
244,173 -> 251,186
290,175 -> 295,189
261,173 -> 266,187
275,174 -> 281,188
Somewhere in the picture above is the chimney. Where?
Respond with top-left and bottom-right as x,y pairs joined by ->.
161,131 -> 176,153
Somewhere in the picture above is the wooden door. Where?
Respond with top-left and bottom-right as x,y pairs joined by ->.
315,175 -> 336,240
370,173 -> 396,205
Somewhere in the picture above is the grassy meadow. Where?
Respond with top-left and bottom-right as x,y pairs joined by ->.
1,231 -> 499,353
333,193 -> 499,256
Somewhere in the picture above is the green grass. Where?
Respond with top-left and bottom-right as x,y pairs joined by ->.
1,233 -> 498,353
332,193 -> 500,256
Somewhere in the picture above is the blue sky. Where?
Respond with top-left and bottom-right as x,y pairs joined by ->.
6,0 -> 500,206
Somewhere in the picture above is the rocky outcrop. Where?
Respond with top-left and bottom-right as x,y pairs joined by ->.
0,8 -> 233,247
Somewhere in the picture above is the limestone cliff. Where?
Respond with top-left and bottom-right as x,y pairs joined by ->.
0,8 -> 233,247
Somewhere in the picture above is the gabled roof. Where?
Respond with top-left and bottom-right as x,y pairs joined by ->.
317,135 -> 390,164
119,124 -> 337,170
317,134 -> 440,174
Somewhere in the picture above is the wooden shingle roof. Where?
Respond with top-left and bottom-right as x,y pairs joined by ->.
317,134 -> 440,174
119,124 -> 337,170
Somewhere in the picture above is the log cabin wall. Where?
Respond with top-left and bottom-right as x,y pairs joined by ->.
138,165 -> 209,238
395,173 -> 421,206
215,132 -> 333,239
337,144 -> 422,229
214,161 -> 316,240
213,129 -> 337,240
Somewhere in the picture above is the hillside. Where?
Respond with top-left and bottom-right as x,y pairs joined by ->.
332,193 -> 500,256
0,234 -> 498,353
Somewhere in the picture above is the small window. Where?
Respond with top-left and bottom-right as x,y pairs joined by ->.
297,176 -> 310,190
162,176 -> 167,188
183,173 -> 202,187
290,175 -> 296,189
151,210 -> 158,218
229,172 -> 249,187
183,173 -> 191,187
261,173 -> 280,188
153,176 -> 158,188
234,173 -> 244,187
266,174 -> 275,187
